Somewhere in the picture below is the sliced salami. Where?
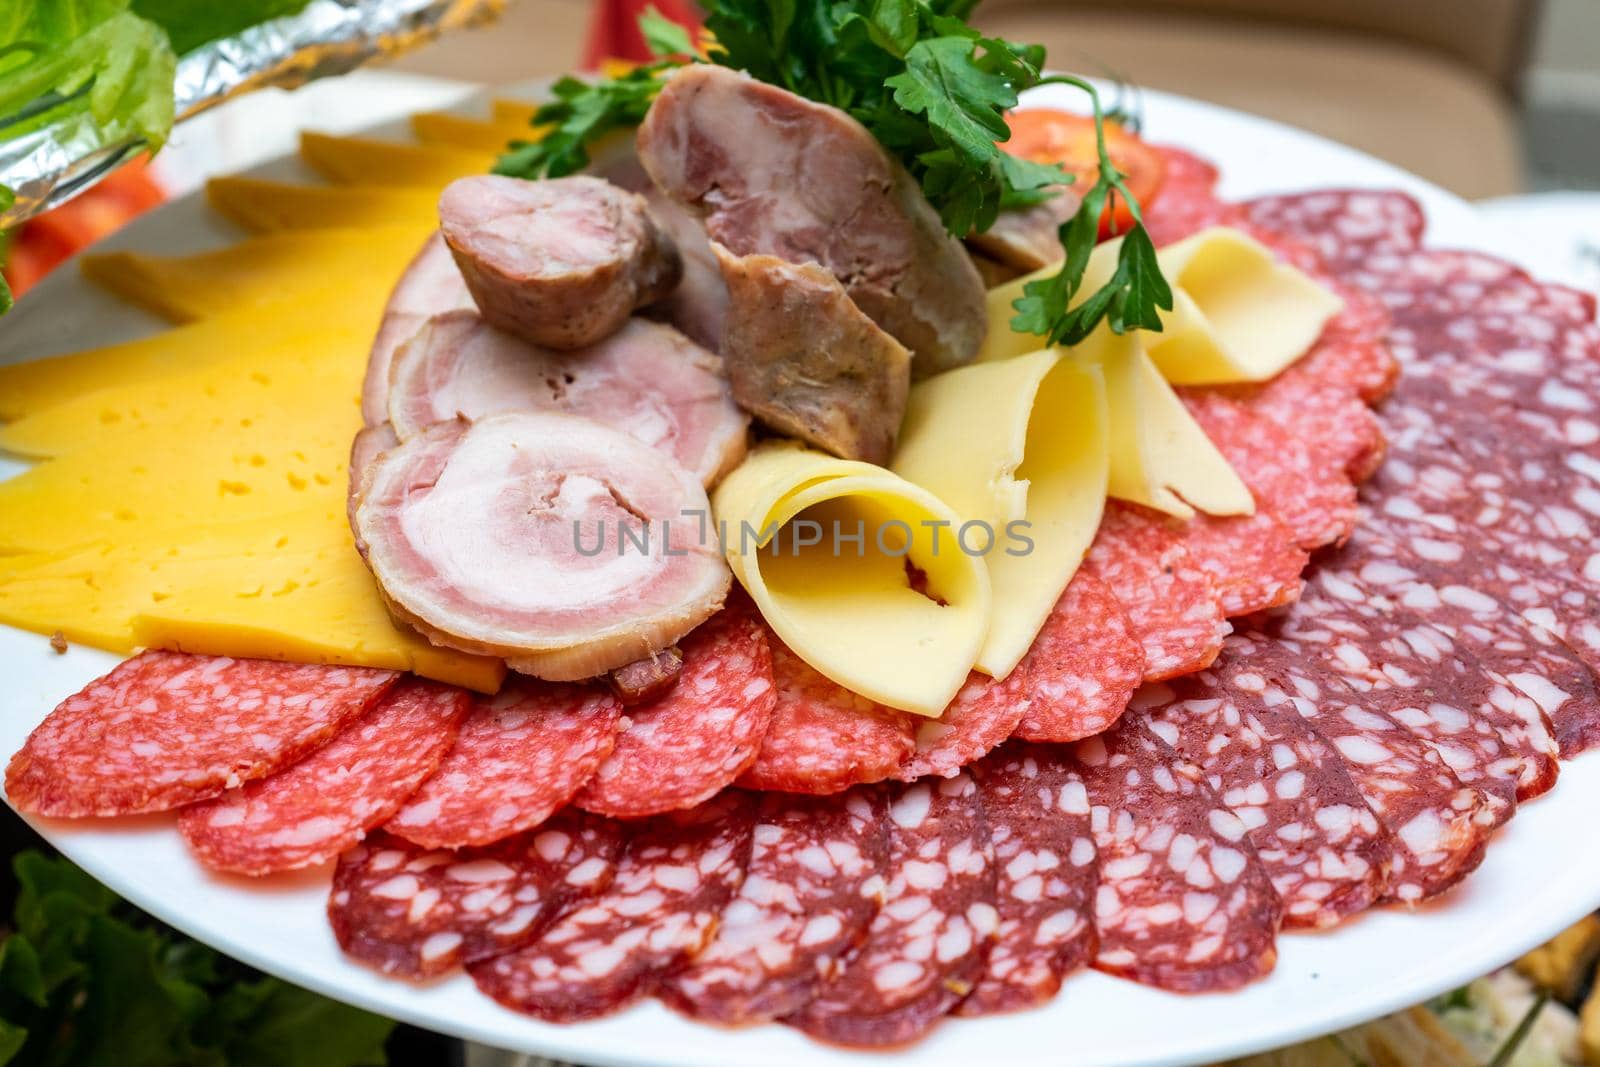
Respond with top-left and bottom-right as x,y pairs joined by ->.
660,788 -> 890,1024
1084,502 -> 1230,681
1239,190 -> 1425,271
1139,659 -> 1393,928
328,810 -> 626,979
1143,147 -> 1232,247
1177,510 -> 1308,617
5,652 -> 397,817
1233,368 -> 1387,482
1182,391 -> 1358,550
956,744 -> 1097,1016
898,668 -> 1031,782
786,773 -> 996,1047
387,679 -> 621,849
737,638 -> 916,793
179,679 -> 470,875
469,790 -> 755,1022
575,603 -> 776,817
1073,718 -> 1281,993
1011,570 -> 1144,743
1230,625 -> 1495,904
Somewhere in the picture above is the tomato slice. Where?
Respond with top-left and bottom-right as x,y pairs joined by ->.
1000,109 -> 1166,238
2,157 -> 166,299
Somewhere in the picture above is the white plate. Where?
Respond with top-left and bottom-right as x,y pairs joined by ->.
4,81 -> 1599,1067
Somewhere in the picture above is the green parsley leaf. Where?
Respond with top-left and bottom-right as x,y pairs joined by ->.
639,5 -> 697,58
495,63 -> 674,180
887,35 -> 1014,167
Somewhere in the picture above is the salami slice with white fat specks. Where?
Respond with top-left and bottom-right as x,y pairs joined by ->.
1183,391 -> 1358,550
5,651 -> 398,817
576,602 -> 776,817
1072,717 -> 1281,993
179,679 -> 470,875
660,788 -> 890,1023
786,773 -> 996,1047
1143,148 -> 1233,247
1229,367 -> 1388,482
1139,660 -> 1393,927
1239,190 -> 1425,270
956,744 -> 1097,1016
1177,509 -> 1308,617
387,679 -> 621,849
1085,502 -> 1230,681
738,636 -> 916,793
469,790 -> 756,1022
899,668 -> 1031,782
1226,626 -> 1495,904
328,810 -> 625,979
1011,570 -> 1145,744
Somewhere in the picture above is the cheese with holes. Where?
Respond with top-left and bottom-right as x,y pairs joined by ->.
978,226 -> 1341,378
711,443 -> 991,717
206,178 -> 438,233
410,111 -> 534,153
80,224 -> 430,324
1078,328 -> 1254,520
893,349 -> 1108,678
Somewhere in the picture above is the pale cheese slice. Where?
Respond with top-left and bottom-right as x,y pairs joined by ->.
711,443 -> 991,717
893,349 -> 1109,679
1075,328 -> 1254,520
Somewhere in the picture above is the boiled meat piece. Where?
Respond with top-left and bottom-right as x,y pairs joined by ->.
348,421 -> 399,552
643,189 -> 729,350
363,234 -> 474,425
353,412 -> 730,681
439,174 -> 682,350
967,188 -> 1080,272
387,311 -> 748,486
636,64 -> 986,376
713,245 -> 910,465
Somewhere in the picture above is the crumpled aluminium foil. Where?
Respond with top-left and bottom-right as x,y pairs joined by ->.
0,0 -> 505,228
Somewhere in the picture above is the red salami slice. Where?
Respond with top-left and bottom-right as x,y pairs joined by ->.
1073,718 -> 1281,993
1233,367 -> 1387,482
786,773 -> 996,1047
1224,625 -> 1496,904
387,679 -> 621,849
1143,147 -> 1233,247
469,790 -> 755,1022
737,637 -> 915,793
1011,570 -> 1144,743
899,669 -> 1031,782
328,810 -> 625,979
575,603 -> 776,817
660,788 -> 890,1023
1183,391 -> 1358,550
5,652 -> 397,817
1084,502 -> 1230,681
1139,656 -> 1393,928
179,679 -> 470,875
956,744 -> 1097,1016
1239,190 -> 1425,270
1177,510 -> 1308,617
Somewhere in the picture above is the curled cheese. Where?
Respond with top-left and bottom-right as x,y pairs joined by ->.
892,349 -> 1109,679
1076,328 -> 1254,521
711,443 -> 991,717
976,226 -> 1342,380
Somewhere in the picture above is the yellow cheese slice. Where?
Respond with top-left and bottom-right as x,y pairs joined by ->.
491,99 -> 539,127
892,350 -> 1109,678
299,132 -> 490,188
711,443 -> 991,717
205,177 -> 438,234
1145,227 -> 1344,384
410,111 -> 532,154
80,224 -> 429,324
978,227 -> 1342,379
1077,328 -> 1254,520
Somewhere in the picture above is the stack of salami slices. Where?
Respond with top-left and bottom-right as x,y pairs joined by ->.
8,148 -> 1600,1048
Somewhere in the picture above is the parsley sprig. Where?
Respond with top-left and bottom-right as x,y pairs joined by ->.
495,1 -> 1173,348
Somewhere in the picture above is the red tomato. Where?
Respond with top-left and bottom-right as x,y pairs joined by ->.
1001,109 -> 1166,238
3,157 -> 165,299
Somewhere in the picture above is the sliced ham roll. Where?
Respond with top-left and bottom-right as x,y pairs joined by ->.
713,245 -> 910,465
363,234 -> 474,425
440,175 -> 682,350
636,64 -> 987,376
354,412 -> 731,680
387,312 -> 748,486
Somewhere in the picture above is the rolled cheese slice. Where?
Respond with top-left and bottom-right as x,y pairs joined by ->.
892,348 -> 1109,679
711,443 -> 991,717
356,412 -> 730,680
387,312 -> 748,486
1075,328 -> 1254,521
976,226 -> 1342,378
